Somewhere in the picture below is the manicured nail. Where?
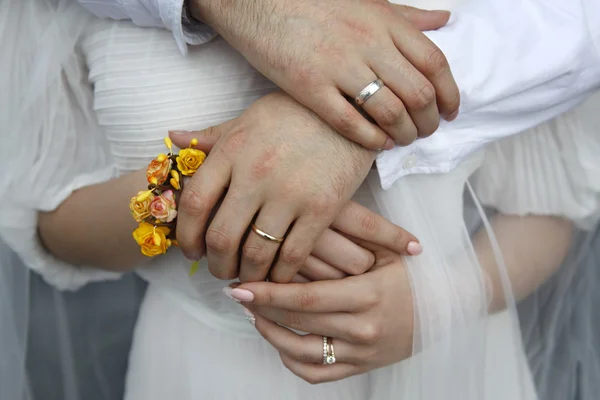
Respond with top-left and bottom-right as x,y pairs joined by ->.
383,137 -> 395,150
407,241 -> 423,256
445,109 -> 459,122
231,288 -> 255,302
222,287 -> 240,303
168,130 -> 191,135
243,308 -> 256,326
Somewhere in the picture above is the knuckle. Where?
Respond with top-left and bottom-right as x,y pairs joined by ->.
280,245 -> 306,266
347,252 -> 375,275
282,309 -> 303,328
179,184 -> 209,216
242,244 -> 270,265
360,213 -> 380,235
422,47 -> 449,77
409,83 -> 436,112
310,194 -> 337,217
331,106 -> 360,136
222,126 -> 247,153
353,322 -> 381,344
205,228 -> 235,254
375,99 -> 406,127
294,288 -> 320,311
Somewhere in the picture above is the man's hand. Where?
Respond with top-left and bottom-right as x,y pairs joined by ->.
190,0 -> 459,150
172,92 -> 384,283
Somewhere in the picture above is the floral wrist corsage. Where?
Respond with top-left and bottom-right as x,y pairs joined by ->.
130,137 -> 206,257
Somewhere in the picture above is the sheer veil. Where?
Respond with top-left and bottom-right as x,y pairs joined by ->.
1,0 -> 599,399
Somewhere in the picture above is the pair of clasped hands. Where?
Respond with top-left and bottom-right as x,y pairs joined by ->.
169,0 -> 459,383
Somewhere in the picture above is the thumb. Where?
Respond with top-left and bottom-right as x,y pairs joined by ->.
394,6 -> 451,31
169,125 -> 223,153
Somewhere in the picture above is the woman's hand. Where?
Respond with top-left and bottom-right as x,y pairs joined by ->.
190,0 -> 459,149
291,201 -> 422,282
226,240 -> 413,384
171,92 -> 419,283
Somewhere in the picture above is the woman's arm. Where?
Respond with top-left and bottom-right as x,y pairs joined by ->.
38,170 -> 149,271
473,214 -> 573,313
228,214 -> 574,383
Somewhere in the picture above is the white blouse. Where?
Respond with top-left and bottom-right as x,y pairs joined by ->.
78,0 -> 600,189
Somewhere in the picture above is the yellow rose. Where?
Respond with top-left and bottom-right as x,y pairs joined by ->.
176,148 -> 206,176
129,191 -> 155,222
146,156 -> 172,185
132,222 -> 171,257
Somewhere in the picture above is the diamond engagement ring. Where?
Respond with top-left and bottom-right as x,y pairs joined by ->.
322,336 -> 336,365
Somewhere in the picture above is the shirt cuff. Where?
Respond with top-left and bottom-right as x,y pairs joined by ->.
170,0 -> 217,55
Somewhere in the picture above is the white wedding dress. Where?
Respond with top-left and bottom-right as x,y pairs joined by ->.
2,0 -> 600,399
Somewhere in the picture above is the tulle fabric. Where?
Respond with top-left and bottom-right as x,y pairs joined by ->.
1,0 -> 599,399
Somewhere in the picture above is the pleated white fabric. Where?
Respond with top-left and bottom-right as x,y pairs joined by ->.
3,1 -> 600,399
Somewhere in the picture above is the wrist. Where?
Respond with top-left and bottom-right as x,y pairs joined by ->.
188,0 -> 229,28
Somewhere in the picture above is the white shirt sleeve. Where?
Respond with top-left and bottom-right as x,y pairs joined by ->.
77,0 -> 216,55
376,0 -> 600,189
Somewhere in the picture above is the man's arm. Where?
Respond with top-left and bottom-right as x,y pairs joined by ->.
377,0 -> 600,188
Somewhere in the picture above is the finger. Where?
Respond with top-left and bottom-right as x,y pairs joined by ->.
239,203 -> 296,283
252,306 -> 359,343
358,84 -> 419,146
253,312 -> 364,365
269,215 -> 332,283
311,230 -> 374,276
176,142 -> 231,261
299,255 -> 347,281
205,187 -> 261,280
169,126 -> 225,153
230,277 -> 373,313
370,52 -> 440,138
391,20 -> 460,120
280,353 -> 361,385
336,65 -> 418,146
301,87 -> 393,151
332,201 -> 422,256
394,6 -> 451,31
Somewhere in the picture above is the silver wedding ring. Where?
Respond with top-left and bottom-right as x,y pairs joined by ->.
322,336 -> 336,365
354,78 -> 384,106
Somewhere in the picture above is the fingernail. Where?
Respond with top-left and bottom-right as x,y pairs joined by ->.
168,130 -> 191,135
445,109 -> 459,122
407,241 -> 423,256
243,308 -> 256,326
231,288 -> 255,302
222,287 -> 240,303
383,137 -> 395,150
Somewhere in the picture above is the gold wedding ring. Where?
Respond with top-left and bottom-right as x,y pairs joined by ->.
251,223 -> 285,244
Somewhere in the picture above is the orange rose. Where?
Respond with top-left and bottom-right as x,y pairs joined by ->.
132,222 -> 171,257
129,191 -> 155,222
146,155 -> 171,185
176,148 -> 206,176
